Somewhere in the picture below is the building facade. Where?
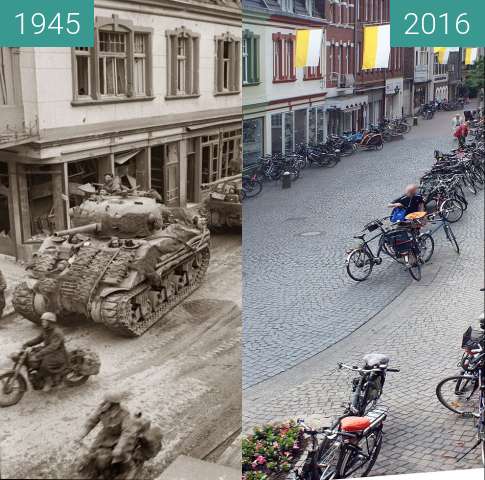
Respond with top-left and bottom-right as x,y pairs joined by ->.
354,0 -> 404,125
0,0 -> 242,260
242,0 -> 328,165
411,47 -> 434,113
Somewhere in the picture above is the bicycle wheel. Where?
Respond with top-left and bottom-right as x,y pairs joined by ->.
382,132 -> 392,143
436,375 -> 478,415
405,253 -> 421,281
439,198 -> 464,223
346,249 -> 374,282
316,440 -> 342,480
418,233 -> 434,263
336,430 -> 383,478
463,174 -> 477,194
444,224 -> 460,254
242,178 -> 262,198
320,155 -> 339,168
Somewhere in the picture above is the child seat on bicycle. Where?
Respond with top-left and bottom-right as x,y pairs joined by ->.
341,417 -> 372,433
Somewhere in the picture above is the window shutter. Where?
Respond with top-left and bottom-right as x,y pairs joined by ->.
217,40 -> 224,92
170,34 -> 178,96
186,35 -> 193,94
193,37 -> 199,94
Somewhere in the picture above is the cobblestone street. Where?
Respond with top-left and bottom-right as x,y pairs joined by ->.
243,108 -> 484,474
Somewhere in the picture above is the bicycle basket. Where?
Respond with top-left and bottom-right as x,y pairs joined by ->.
462,326 -> 483,349
385,229 -> 414,255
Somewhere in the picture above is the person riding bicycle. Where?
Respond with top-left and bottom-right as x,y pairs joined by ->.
388,184 -> 425,223
22,312 -> 68,391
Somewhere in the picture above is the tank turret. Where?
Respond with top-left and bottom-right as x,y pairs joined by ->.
12,189 -> 210,337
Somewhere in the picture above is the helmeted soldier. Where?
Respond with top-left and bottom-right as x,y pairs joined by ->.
77,391 -> 132,473
102,173 -> 124,195
22,312 -> 68,391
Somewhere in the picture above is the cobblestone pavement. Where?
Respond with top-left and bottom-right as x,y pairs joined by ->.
242,109 -> 484,474
243,108 -> 482,388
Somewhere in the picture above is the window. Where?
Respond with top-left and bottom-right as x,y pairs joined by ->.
215,33 -> 241,94
284,112 -> 294,153
273,33 -> 296,82
201,130 -> 242,185
306,0 -> 313,16
243,32 -> 260,85
72,17 -> 153,103
98,31 -> 127,96
74,48 -> 91,97
134,34 -> 148,95
243,118 -> 264,165
280,0 -> 294,13
167,27 -> 199,98
271,114 -> 283,154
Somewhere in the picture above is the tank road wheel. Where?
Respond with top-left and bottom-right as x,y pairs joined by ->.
100,291 -> 147,337
99,246 -> 210,337
12,282 -> 41,324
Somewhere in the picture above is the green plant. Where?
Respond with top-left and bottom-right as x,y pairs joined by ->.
242,421 -> 304,479
464,57 -> 485,97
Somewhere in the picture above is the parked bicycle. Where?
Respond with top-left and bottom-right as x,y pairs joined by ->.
294,354 -> 399,479
435,306 -> 485,464
345,213 -> 431,282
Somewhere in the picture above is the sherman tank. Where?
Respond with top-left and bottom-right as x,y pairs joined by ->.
203,179 -> 242,229
12,189 -> 210,337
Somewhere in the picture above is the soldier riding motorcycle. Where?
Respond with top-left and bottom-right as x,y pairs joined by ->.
0,312 -> 100,407
77,392 -> 162,480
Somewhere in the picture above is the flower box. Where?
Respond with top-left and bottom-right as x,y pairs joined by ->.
242,421 -> 310,480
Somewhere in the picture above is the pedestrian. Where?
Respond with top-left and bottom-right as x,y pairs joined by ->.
0,269 -> 6,318
461,121 -> 469,147
388,184 -> 426,223
451,114 -> 461,136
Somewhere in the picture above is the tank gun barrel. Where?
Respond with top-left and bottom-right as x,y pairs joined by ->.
55,223 -> 101,237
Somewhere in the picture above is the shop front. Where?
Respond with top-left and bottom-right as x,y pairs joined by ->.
366,90 -> 384,127
325,95 -> 368,134
0,122 -> 242,260
269,104 -> 326,154
243,117 -> 264,166
385,78 -> 404,120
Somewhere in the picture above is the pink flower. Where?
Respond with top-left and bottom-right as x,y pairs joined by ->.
256,455 -> 266,465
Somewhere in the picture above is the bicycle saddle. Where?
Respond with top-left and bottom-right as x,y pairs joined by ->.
363,353 -> 390,369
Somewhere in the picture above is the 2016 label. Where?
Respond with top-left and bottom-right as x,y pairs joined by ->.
404,12 -> 470,36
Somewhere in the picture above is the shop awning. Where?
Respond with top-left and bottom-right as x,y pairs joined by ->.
325,95 -> 368,112
114,149 -> 141,165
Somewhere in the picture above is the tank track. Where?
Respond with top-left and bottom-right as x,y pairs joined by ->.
12,282 -> 41,324
99,247 -> 210,337
60,247 -> 120,314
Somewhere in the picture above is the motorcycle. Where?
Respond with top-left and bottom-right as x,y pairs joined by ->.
0,347 -> 101,407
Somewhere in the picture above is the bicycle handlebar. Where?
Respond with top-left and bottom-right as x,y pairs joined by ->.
338,362 -> 400,373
